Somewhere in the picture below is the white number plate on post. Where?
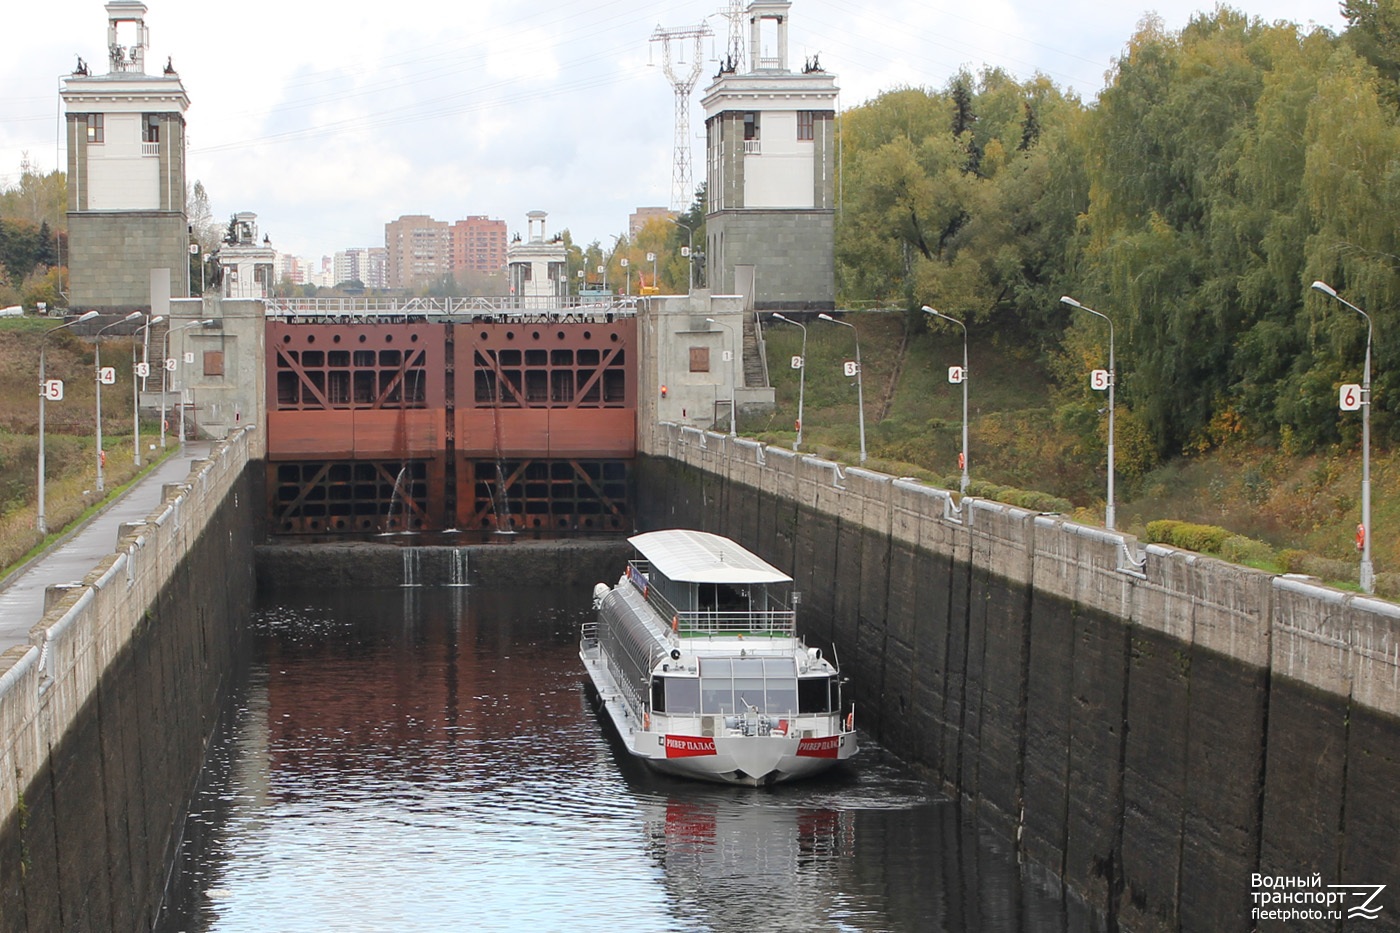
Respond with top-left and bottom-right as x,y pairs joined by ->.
1340,383 -> 1363,411
948,365 -> 964,384
1090,369 -> 1110,391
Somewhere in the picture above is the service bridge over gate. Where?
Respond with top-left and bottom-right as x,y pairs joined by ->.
265,296 -> 640,536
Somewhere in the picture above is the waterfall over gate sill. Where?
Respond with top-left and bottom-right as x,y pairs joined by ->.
254,539 -> 633,591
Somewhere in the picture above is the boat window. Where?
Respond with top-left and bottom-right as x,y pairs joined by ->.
696,657 -> 798,714
698,583 -> 750,614
651,677 -> 666,713
798,675 -> 835,713
665,676 -> 700,714
701,678 -> 734,714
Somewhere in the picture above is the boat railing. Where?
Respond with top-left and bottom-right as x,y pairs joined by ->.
626,560 -> 796,636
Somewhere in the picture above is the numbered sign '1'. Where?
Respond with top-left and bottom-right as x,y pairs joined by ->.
42,379 -> 64,401
1090,369 -> 1111,391
99,366 -> 116,386
948,365 -> 964,384
843,360 -> 860,378
1340,383 -> 1363,412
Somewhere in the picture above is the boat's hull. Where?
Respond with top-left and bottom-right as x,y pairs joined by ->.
581,649 -> 856,786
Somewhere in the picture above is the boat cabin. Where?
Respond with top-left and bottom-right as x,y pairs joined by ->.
626,529 -> 795,635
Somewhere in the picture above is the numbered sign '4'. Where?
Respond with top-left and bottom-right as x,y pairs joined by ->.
1340,383 -> 1364,412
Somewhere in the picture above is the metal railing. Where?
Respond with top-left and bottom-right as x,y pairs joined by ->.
626,560 -> 796,636
262,295 -> 641,321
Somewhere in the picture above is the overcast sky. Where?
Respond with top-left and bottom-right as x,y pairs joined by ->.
2,0 -> 1346,260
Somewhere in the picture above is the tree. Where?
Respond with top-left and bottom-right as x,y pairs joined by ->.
1343,0 -> 1400,107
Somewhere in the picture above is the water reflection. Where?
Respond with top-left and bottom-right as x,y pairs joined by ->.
159,584 -> 1071,933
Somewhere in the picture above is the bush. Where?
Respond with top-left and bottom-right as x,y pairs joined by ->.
1144,519 -> 1231,555
1220,534 -> 1275,566
960,476 -> 1073,514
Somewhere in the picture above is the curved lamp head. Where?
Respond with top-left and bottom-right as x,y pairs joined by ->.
1311,280 -> 1338,299
816,312 -> 835,322
75,310 -> 100,324
1059,295 -> 1082,309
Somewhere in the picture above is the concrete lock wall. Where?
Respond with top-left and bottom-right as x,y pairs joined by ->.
0,427 -> 259,932
637,422 -> 1400,932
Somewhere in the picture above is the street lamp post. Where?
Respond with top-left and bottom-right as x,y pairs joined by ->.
132,314 -> 164,466
817,313 -> 867,463
1060,295 -> 1117,530
706,317 -> 738,436
1312,279 -> 1375,593
922,305 -> 970,493
95,311 -> 143,492
37,310 -> 100,534
621,257 -> 630,296
161,318 -> 214,450
770,313 -> 807,451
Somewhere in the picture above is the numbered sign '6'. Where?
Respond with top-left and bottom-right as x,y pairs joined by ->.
948,365 -> 965,385
1340,383 -> 1363,412
99,366 -> 117,385
1090,369 -> 1111,391
42,379 -> 64,401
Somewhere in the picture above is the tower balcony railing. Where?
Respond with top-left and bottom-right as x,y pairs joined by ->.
141,142 -> 160,157
743,140 -> 762,155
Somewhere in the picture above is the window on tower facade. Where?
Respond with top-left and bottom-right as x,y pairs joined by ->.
797,111 -> 814,141
143,114 -> 160,143
743,112 -> 759,140
86,114 -> 104,143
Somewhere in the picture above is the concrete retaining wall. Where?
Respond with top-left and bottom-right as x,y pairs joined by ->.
0,427 -> 259,932
638,423 -> 1400,932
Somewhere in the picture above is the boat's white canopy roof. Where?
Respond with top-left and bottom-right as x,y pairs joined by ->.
629,530 -> 792,585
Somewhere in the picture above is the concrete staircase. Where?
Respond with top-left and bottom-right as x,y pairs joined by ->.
741,313 -> 767,388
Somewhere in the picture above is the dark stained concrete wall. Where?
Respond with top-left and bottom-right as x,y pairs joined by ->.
0,430 -> 259,932
636,425 -> 1400,932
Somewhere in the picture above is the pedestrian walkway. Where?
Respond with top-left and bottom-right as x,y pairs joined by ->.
0,441 -> 213,654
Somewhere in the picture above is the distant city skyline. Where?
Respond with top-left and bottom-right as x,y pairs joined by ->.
3,1 -> 1347,259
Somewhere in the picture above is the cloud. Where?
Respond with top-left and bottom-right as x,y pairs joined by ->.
1,0 -> 1347,260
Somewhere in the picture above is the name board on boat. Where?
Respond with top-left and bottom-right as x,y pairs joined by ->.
664,735 -> 716,758
626,564 -> 648,595
796,736 -> 841,758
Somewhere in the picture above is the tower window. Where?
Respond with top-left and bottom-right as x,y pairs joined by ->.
85,114 -> 104,144
797,111 -> 814,141
743,112 -> 759,141
143,114 -> 160,143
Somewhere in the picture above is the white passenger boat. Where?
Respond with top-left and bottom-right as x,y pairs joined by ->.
582,529 -> 857,786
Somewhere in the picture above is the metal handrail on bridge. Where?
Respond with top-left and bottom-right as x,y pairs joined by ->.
262,295 -> 641,322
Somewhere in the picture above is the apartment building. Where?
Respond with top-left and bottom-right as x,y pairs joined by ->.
450,216 -> 508,275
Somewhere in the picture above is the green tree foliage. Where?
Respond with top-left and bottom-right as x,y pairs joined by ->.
1343,0 -> 1400,107
835,6 -> 1399,465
